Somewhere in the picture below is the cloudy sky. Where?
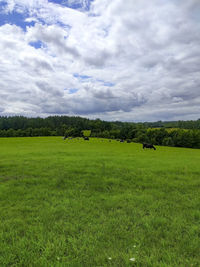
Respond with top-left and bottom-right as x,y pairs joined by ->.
0,0 -> 200,121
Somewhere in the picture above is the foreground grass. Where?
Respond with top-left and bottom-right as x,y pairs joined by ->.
0,137 -> 200,266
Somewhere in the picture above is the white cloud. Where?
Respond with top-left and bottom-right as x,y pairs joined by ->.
0,0 -> 200,121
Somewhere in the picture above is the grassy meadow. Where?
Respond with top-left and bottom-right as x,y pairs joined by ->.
0,137 -> 200,266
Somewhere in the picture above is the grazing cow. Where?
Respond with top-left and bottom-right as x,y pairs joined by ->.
143,143 -> 156,150
84,137 -> 89,141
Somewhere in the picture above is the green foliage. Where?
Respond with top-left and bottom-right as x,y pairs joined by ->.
162,137 -> 174,146
64,127 -> 78,138
82,130 -> 91,137
0,137 -> 200,266
0,116 -> 200,148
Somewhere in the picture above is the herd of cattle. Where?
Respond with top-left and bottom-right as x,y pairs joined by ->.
63,136 -> 156,150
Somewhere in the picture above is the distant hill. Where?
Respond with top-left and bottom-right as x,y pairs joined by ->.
0,116 -> 200,149
0,115 -> 200,130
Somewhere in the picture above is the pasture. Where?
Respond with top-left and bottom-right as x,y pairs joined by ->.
0,137 -> 199,266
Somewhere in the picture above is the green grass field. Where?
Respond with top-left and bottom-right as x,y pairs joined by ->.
0,137 -> 199,266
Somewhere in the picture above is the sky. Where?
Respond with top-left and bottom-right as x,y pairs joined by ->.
0,0 -> 200,122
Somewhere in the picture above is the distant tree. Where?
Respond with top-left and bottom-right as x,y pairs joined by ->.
25,127 -> 33,137
64,128 -> 76,138
136,133 -> 149,143
61,124 -> 68,135
82,130 -> 91,137
162,137 -> 174,147
101,130 -> 110,139
6,128 -> 16,137
154,129 -> 168,145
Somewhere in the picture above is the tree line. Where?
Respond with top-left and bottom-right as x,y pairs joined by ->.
0,116 -> 200,149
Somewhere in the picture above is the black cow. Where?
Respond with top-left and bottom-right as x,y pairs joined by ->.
84,137 -> 89,141
143,143 -> 156,150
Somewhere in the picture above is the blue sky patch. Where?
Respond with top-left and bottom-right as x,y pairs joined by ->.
103,82 -> 115,87
0,8 -> 35,30
68,88 -> 78,94
0,1 -> 7,9
97,79 -> 115,87
48,0 -> 94,11
73,73 -> 91,79
48,0 -> 65,5
0,0 -> 94,32
29,40 -> 43,49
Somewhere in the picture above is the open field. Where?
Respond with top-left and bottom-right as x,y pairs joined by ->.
0,137 -> 200,266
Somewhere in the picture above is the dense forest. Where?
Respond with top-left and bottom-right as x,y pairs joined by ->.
0,116 -> 200,149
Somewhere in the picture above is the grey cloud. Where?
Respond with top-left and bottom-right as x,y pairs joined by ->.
1,40 -> 18,50
35,58 -> 53,71
28,24 -> 80,58
0,0 -> 200,121
36,81 -> 64,97
20,57 -> 54,76
84,50 -> 112,67
0,105 -> 5,113
93,88 -> 115,99
41,88 -> 147,115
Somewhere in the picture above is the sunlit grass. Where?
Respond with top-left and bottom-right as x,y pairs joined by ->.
0,137 -> 200,266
